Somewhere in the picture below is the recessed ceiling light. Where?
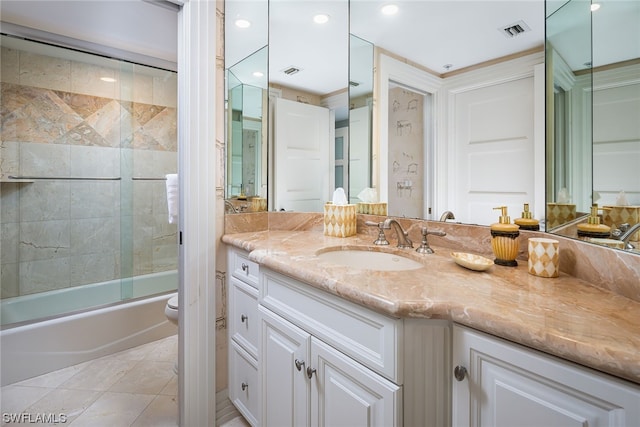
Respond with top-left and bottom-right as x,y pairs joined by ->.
235,18 -> 251,28
253,71 -> 264,78
381,4 -> 399,15
590,3 -> 601,11
313,14 -> 330,24
100,77 -> 116,83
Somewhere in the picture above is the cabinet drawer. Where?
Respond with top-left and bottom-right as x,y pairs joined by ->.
230,276 -> 259,358
260,268 -> 402,383
229,340 -> 259,427
230,248 -> 259,288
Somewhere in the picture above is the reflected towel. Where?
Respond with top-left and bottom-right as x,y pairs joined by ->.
166,173 -> 178,224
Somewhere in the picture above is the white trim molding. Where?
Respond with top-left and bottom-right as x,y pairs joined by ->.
177,0 -> 218,425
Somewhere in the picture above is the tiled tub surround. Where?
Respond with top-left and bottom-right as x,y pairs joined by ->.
1,44 -> 177,301
223,212 -> 640,385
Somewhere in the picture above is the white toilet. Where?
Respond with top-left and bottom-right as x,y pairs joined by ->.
164,293 -> 179,374
165,293 -> 179,326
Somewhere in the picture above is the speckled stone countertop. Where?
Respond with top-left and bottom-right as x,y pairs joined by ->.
222,229 -> 640,386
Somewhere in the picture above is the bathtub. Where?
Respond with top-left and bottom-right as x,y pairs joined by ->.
0,270 -> 178,386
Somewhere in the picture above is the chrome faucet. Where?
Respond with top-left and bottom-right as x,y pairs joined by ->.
365,219 -> 413,248
611,223 -> 640,250
382,218 -> 413,248
439,210 -> 455,222
224,200 -> 239,214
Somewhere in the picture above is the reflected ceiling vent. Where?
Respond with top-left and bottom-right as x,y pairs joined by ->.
282,66 -> 301,76
500,20 -> 531,38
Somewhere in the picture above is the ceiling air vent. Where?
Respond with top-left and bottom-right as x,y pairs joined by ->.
283,66 -> 301,76
500,20 -> 531,38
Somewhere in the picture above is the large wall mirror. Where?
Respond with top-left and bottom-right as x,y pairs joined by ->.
225,0 -> 546,224
224,0 -> 639,254
546,0 -> 640,252
225,0 -> 268,213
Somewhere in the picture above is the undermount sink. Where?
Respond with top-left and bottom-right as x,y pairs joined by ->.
316,247 -> 424,271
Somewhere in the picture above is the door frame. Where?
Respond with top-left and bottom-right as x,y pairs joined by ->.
377,54 -> 442,219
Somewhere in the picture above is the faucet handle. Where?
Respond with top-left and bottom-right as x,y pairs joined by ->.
416,225 -> 446,254
365,221 -> 390,245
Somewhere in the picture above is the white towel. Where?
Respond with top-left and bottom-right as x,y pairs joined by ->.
166,173 -> 178,224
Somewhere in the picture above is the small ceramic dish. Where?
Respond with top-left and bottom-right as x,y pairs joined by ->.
451,252 -> 494,272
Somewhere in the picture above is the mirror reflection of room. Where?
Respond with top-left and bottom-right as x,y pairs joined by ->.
225,0 -> 640,254
546,0 -> 640,249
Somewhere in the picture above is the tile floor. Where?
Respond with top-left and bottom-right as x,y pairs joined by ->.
0,335 -> 248,427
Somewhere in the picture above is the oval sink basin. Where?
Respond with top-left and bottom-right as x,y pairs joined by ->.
316,248 -> 424,271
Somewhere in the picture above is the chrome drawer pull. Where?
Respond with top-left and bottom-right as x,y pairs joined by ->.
241,382 -> 248,391
241,263 -> 249,273
241,314 -> 248,323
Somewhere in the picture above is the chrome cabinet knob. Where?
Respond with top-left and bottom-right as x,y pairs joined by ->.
295,359 -> 305,371
241,263 -> 249,273
454,365 -> 468,381
306,366 -> 316,379
241,314 -> 248,323
241,382 -> 248,391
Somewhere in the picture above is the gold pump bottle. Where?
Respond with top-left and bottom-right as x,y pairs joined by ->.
490,206 -> 520,267
576,204 -> 611,239
514,203 -> 540,231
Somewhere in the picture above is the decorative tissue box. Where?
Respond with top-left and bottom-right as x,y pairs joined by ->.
250,197 -> 267,212
357,202 -> 388,216
603,205 -> 640,242
324,203 -> 357,237
546,203 -> 576,230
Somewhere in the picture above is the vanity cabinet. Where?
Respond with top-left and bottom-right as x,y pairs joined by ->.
452,324 -> 640,427
228,248 -> 261,426
260,269 -> 401,427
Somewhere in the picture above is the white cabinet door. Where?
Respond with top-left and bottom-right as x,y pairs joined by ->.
452,325 -> 640,427
260,305 -> 311,427
310,337 -> 401,427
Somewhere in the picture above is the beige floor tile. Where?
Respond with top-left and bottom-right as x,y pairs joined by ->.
144,335 -> 178,363
108,361 -> 175,395
59,358 -> 138,391
130,394 -> 178,427
23,388 -> 102,426
15,360 -> 92,388
159,373 -> 178,396
66,391 -> 154,427
0,385 -> 53,415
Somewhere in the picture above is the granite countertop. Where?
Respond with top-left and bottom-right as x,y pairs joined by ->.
222,229 -> 640,386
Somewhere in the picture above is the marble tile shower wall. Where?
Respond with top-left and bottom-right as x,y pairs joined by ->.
0,46 -> 178,299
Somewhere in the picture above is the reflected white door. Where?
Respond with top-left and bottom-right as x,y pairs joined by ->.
349,105 -> 371,203
454,77 -> 535,225
593,80 -> 640,205
274,98 -> 332,211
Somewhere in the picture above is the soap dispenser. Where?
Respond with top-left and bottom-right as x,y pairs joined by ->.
576,204 -> 611,239
490,206 -> 520,267
514,203 -> 540,231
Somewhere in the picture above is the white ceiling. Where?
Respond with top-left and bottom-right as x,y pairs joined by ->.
2,0 -> 637,97
228,0 -> 546,97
